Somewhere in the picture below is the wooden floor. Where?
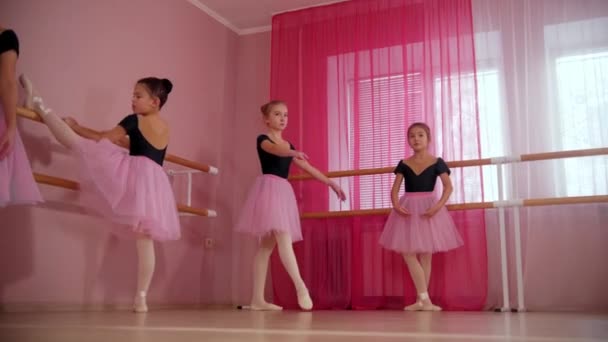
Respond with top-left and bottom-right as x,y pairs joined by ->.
1,309 -> 607,342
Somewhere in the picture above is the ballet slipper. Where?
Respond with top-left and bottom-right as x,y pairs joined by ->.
133,291 -> 148,313
297,287 -> 313,311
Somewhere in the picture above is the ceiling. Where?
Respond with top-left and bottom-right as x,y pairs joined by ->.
187,0 -> 350,35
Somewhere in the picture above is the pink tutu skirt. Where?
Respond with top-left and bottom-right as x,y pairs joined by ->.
73,138 -> 180,241
379,192 -> 463,254
234,174 -> 302,242
0,111 -> 43,207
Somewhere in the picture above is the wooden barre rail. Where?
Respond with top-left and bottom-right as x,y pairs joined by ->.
33,173 -> 214,217
300,195 -> 608,219
289,147 -> 608,181
17,107 -> 218,174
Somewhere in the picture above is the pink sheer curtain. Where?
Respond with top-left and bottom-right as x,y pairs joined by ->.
472,0 -> 608,311
270,0 -> 487,310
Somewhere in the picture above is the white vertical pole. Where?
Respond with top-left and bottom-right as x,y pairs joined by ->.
497,164 -> 510,312
513,206 -> 525,311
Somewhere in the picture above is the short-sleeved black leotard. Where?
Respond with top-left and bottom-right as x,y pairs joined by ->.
257,134 -> 295,179
394,158 -> 450,192
118,114 -> 167,166
0,30 -> 19,56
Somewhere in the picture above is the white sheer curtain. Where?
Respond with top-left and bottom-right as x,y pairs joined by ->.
472,0 -> 608,311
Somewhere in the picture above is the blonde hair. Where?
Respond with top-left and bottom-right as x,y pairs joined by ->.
260,100 -> 286,117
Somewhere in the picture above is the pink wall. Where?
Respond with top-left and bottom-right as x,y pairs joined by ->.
230,32 -> 273,304
0,0 -> 270,309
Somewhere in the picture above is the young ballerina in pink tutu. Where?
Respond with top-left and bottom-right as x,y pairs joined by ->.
236,100 -> 346,311
19,74 -> 179,313
0,26 -> 42,207
379,122 -> 464,311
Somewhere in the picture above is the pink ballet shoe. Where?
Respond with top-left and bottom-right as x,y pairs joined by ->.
133,291 -> 148,313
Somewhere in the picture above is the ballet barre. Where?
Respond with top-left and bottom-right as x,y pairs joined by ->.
290,146 -> 608,313
16,107 -> 220,175
299,195 -> 608,218
33,172 -> 217,217
288,147 -> 608,180
166,169 -> 207,214
18,106 -> 218,217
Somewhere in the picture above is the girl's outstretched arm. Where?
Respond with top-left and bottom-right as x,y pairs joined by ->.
259,139 -> 306,159
64,118 -> 129,146
293,158 -> 346,201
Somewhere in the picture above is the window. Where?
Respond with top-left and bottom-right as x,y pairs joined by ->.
556,51 -> 608,196
349,74 -> 423,209
327,44 -> 503,210
434,70 -> 505,202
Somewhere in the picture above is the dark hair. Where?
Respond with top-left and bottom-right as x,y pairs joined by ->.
137,77 -> 173,108
407,122 -> 431,142
260,100 -> 286,116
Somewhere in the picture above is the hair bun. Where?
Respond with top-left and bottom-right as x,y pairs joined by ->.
162,79 -> 173,94
260,100 -> 285,115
